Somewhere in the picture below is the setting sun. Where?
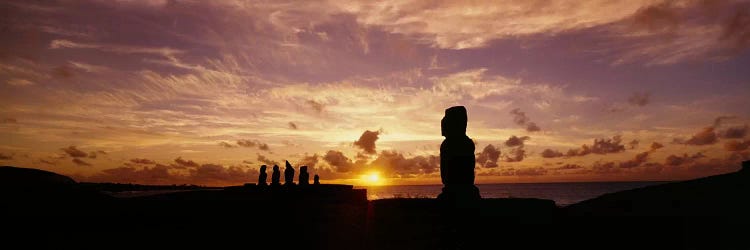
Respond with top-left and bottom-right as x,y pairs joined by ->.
362,172 -> 383,186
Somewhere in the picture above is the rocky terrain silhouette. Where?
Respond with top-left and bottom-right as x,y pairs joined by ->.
1,106 -> 748,249
2,163 -> 748,249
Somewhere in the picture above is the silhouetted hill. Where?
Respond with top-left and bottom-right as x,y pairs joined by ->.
565,165 -> 750,216
0,166 -> 110,203
0,165 -> 76,187
561,164 -> 750,249
0,165 -> 369,249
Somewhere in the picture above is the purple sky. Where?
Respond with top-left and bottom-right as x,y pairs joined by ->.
1,0 -> 749,186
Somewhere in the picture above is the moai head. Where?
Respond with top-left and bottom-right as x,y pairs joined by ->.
285,160 -> 294,171
441,106 -> 467,138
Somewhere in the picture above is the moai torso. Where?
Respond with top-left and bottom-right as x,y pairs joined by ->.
439,106 -> 476,186
299,166 -> 309,185
271,165 -> 281,185
258,165 -> 268,186
284,161 -> 295,185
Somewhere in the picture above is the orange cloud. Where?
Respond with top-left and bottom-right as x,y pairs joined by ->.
684,127 -> 718,145
72,158 -> 91,166
476,144 -> 500,168
323,150 -> 354,173
61,146 -> 88,158
354,130 -> 380,154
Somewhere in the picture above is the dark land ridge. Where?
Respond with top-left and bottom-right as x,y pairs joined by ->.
2,163 -> 749,249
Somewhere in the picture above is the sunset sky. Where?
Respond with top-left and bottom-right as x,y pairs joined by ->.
1,0 -> 749,186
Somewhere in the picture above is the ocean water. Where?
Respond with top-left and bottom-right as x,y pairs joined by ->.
361,181 -> 667,206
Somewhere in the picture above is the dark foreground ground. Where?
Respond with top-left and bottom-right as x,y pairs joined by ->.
2,165 -> 749,249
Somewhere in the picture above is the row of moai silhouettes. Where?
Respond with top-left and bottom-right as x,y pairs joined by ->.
257,160 -> 320,186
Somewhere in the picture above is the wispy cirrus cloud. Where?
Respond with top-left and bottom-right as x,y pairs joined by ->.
336,0 -> 657,49
49,39 -> 184,58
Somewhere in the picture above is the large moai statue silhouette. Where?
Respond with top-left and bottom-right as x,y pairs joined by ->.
284,160 -> 295,186
271,165 -> 281,186
299,166 -> 310,186
258,165 -> 268,186
438,106 -> 480,201
313,174 -> 320,185
437,106 -> 481,250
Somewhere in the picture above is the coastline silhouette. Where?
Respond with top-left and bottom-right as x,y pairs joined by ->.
1,107 -> 748,249
5,162 -> 750,249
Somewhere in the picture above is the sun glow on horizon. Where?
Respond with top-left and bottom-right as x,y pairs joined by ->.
361,171 -> 384,186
